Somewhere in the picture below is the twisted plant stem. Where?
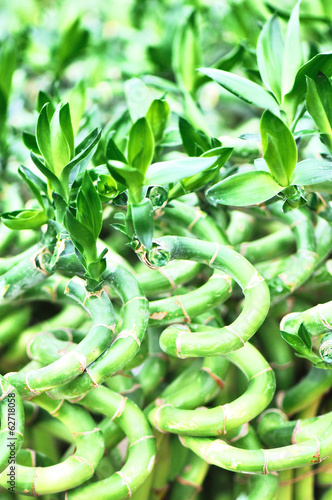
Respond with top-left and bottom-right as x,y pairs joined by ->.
146,236 -> 269,357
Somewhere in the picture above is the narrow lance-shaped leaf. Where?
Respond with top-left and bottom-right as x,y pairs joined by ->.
128,117 -> 155,175
260,110 -> 297,186
64,208 -> 97,263
49,103 -> 72,177
284,51 -> 332,122
257,15 -> 284,102
36,103 -> 53,171
145,156 -> 218,186
172,10 -> 201,93
76,171 -> 102,240
282,1 -> 303,99
18,166 -> 47,209
146,98 -> 170,143
199,67 -> 280,114
206,170 -> 283,207
131,198 -> 154,249
179,117 -> 211,156
290,159 -> 332,193
306,73 -> 332,151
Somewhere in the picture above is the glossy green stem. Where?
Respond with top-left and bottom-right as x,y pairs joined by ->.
146,236 -> 269,357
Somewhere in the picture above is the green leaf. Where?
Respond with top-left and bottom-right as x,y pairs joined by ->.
77,171 -> 102,240
257,16 -> 284,102
108,161 -> 144,197
59,102 -> 75,159
280,330 -> 307,351
172,11 -> 201,93
18,166 -> 47,209
179,117 -> 211,156
146,98 -> 170,143
145,156 -> 218,186
30,151 -> 66,198
298,323 -> 312,350
49,103 -> 72,177
97,175 -> 118,200
260,110 -> 297,186
128,117 -> 154,174
52,193 -> 67,224
282,1 -> 303,98
106,135 -> 128,164
64,208 -> 96,262
284,51 -> 332,121
22,131 -> 40,155
199,67 -> 280,114
36,103 -> 53,170
306,73 -> 332,151
131,198 -> 154,249
60,128 -> 101,188
290,159 -> 332,193
0,37 -> 16,101
206,170 -> 283,206
36,90 -> 55,117
1,209 -> 48,230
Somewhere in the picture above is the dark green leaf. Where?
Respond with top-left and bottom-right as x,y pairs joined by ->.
106,135 -> 128,164
306,73 -> 332,151
131,198 -> 154,249
22,131 -> 40,155
206,170 -> 282,206
260,110 -> 297,186
59,102 -> 74,159
179,117 -> 211,156
36,103 -> 53,170
298,323 -> 312,350
284,51 -> 332,121
280,330 -> 308,352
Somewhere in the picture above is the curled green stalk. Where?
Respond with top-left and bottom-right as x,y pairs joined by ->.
278,367 -> 332,415
148,341 -> 275,436
145,236 -> 269,357
258,409 -> 332,447
0,393 -> 104,495
226,210 -> 255,245
5,276 -> 115,396
48,264 -> 149,400
180,415 -> 332,474
137,260 -> 201,298
0,376 -> 24,473
238,226 -> 295,264
149,270 -> 232,326
66,386 -> 156,499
